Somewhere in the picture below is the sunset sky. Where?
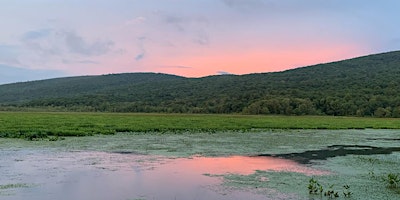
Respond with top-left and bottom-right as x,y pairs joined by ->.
1,0 -> 400,84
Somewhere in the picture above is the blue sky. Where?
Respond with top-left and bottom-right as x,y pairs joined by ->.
1,0 -> 400,84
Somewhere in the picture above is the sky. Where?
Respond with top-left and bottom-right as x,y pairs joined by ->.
1,0 -> 400,84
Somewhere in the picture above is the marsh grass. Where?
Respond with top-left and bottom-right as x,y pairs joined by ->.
0,183 -> 33,197
0,183 -> 30,190
1,112 -> 400,138
382,173 -> 400,189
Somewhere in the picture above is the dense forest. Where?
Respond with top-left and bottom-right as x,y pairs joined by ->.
1,51 -> 400,117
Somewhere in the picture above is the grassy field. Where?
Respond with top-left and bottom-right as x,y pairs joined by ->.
1,112 -> 400,139
0,112 -> 400,139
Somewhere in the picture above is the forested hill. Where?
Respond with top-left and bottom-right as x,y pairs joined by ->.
1,51 -> 400,117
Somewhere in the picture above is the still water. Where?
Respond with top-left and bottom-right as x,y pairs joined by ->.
0,149 -> 326,200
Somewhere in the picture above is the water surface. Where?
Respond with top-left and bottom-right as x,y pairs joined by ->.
0,149 -> 325,200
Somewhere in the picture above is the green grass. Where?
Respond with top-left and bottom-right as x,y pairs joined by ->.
1,112 -> 400,139
0,183 -> 30,190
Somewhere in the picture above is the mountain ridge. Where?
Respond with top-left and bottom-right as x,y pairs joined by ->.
1,50 -> 400,117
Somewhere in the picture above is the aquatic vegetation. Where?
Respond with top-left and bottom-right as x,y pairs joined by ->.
382,173 -> 400,189
324,184 -> 339,198
308,178 -> 323,194
1,112 -> 400,139
308,178 -> 351,199
343,184 -> 352,197
0,183 -> 30,190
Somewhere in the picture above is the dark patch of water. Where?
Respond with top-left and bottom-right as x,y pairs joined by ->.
259,145 -> 400,164
112,150 -> 142,154
366,138 -> 400,141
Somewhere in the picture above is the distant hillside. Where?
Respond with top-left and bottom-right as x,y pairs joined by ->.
0,73 -> 184,103
1,51 -> 400,117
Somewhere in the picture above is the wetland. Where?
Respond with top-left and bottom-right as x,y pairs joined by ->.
1,129 -> 400,199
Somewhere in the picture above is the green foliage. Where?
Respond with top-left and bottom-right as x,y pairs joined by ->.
324,185 -> 339,198
343,184 -> 352,197
1,112 -> 400,138
383,173 -> 400,189
0,183 -> 29,190
308,178 -> 323,194
1,51 -> 400,116
308,178 -> 352,199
